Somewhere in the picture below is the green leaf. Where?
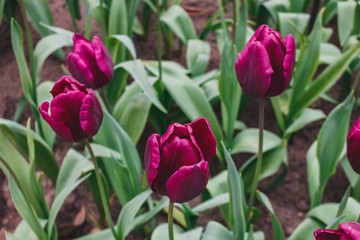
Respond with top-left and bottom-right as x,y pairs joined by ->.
319,43 -> 341,65
202,221 -> 233,240
337,1 -> 356,46
108,0 -> 127,36
290,40 -> 360,121
8,175 -> 48,240
0,118 -> 58,184
186,39 -> 210,77
34,34 -> 72,82
288,11 -> 321,122
36,81 -> 56,147
219,42 -> 241,147
23,0 -> 54,37
192,193 -> 229,213
288,218 -> 323,240
47,174 -> 90,239
55,149 -> 93,195
94,112 -> 142,205
108,34 -> 137,59
151,224 -> 202,240
117,189 -> 152,238
278,12 -> 310,45
10,19 -> 34,106
258,0 -> 289,27
222,142 -> 246,240
289,198 -> 360,240
115,60 -> 166,113
39,22 -> 75,39
206,171 -> 230,223
232,128 -> 282,154
285,108 -> 325,137
130,197 -> 169,231
73,229 -> 112,240
144,61 -> 224,164
240,143 -> 287,193
306,141 -> 321,208
340,155 -> 360,188
318,93 -> 354,188
117,92 -> 151,144
256,191 -> 285,240
160,5 -> 197,43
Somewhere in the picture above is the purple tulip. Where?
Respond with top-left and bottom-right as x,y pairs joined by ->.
39,76 -> 103,142
145,117 -> 216,203
347,116 -> 360,174
235,24 -> 296,98
314,222 -> 360,240
67,34 -> 114,89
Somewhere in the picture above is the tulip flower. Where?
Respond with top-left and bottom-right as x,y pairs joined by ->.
314,222 -> 360,240
144,117 -> 216,203
67,33 -> 114,90
347,116 -> 360,174
39,76 -> 103,142
235,24 -> 296,98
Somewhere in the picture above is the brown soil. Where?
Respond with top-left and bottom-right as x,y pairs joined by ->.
0,0 -> 352,239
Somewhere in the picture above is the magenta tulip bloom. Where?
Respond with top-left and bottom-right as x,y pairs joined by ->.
67,33 -> 114,89
314,222 -> 360,240
235,24 -> 296,98
39,76 -> 103,142
347,116 -> 360,174
145,117 -> 216,203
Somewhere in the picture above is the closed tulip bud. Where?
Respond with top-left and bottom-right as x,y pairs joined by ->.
347,116 -> 360,174
67,34 -> 114,89
39,76 -> 103,142
235,24 -> 296,98
314,222 -> 360,240
145,117 -> 216,203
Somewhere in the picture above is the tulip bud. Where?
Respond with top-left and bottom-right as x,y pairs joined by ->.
145,117 -> 216,203
235,24 -> 296,98
39,76 -> 103,142
67,34 -> 114,89
347,116 -> 360,174
314,222 -> 360,240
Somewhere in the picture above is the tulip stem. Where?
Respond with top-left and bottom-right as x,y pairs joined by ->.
99,0 -> 107,40
168,201 -> 174,240
18,0 -> 46,140
351,69 -> 360,94
99,88 -> 112,114
246,98 -> 264,226
156,0 -> 163,87
84,139 -> 119,240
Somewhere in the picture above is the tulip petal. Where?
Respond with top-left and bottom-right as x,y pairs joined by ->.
79,89 -> 103,138
152,134 -> 202,196
73,33 -> 89,49
339,222 -> 360,239
67,53 -> 96,89
188,117 -> 216,162
235,41 -> 273,98
262,32 -> 286,97
314,229 -> 343,240
50,91 -> 87,142
249,24 -> 267,42
39,102 -> 74,142
92,36 -> 114,82
145,134 -> 161,187
346,117 -> 360,173
282,34 -> 296,91
167,160 -> 209,203
159,123 -> 189,146
50,76 -> 88,97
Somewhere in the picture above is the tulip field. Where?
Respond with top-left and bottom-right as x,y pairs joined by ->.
1,0 -> 360,239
